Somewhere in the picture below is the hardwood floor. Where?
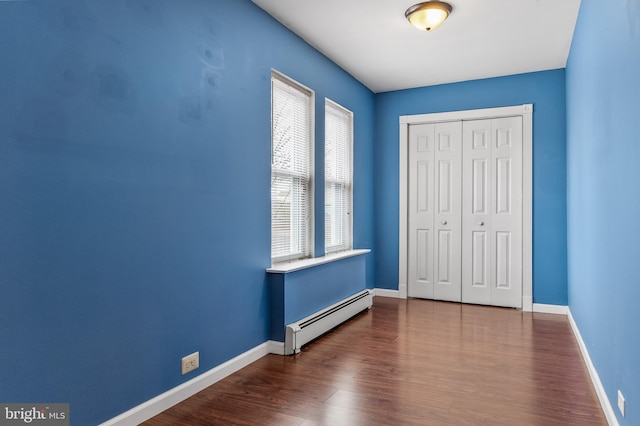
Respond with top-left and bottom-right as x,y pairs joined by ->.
144,297 -> 606,425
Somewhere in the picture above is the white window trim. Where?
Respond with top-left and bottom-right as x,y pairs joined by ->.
271,70 -> 315,264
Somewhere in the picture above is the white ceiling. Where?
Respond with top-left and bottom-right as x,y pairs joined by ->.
251,0 -> 581,93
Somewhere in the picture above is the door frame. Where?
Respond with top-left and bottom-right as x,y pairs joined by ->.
398,104 -> 533,311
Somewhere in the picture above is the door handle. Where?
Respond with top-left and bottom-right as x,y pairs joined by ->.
441,220 -> 447,225
479,221 -> 484,226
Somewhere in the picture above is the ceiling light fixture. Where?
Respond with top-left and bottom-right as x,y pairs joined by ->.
405,1 -> 453,31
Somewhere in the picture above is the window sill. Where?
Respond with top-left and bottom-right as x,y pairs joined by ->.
267,249 -> 371,274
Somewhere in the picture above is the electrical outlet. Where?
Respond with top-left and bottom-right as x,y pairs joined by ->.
618,390 -> 625,417
181,351 -> 199,375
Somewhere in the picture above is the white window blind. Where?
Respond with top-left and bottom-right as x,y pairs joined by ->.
271,72 -> 314,262
325,99 -> 353,254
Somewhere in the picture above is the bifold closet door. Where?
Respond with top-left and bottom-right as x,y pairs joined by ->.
407,122 -> 462,302
462,117 -> 523,308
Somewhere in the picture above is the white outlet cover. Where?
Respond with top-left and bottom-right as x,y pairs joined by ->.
181,351 -> 200,375
618,390 -> 625,417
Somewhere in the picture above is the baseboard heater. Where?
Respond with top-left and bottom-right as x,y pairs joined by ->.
284,289 -> 373,355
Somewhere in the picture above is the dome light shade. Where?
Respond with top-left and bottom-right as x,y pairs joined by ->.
405,1 -> 453,31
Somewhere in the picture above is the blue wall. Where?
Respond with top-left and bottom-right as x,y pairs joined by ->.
374,70 -> 568,305
10,0 -> 630,423
0,1 -> 375,424
566,0 -> 640,424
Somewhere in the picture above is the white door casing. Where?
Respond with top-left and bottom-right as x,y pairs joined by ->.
399,105 -> 533,311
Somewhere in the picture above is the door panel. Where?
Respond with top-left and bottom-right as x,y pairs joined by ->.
490,117 -> 522,307
472,231 -> 487,288
437,229 -> 451,283
438,160 -> 452,213
408,122 -> 462,302
496,157 -> 512,214
417,229 -> 431,282
408,124 -> 435,299
496,231 -> 511,289
417,161 -> 430,213
462,120 -> 492,306
472,159 -> 487,214
433,122 -> 462,302
463,117 -> 522,308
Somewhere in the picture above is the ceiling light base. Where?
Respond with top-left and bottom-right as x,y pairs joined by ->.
405,1 -> 453,31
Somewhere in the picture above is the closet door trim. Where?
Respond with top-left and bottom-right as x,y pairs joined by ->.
398,104 -> 533,311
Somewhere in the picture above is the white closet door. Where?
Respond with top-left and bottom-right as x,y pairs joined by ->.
408,122 -> 462,301
462,117 -> 522,308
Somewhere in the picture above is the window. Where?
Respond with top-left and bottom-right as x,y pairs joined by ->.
324,99 -> 353,254
271,71 -> 314,263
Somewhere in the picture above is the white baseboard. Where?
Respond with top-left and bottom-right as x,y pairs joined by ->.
522,296 -> 533,312
567,308 -> 619,426
532,303 -> 568,315
267,340 -> 285,355
373,288 -> 401,298
100,341 -> 276,426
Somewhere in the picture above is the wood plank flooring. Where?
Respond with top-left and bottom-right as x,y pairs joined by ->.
144,297 -> 606,425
